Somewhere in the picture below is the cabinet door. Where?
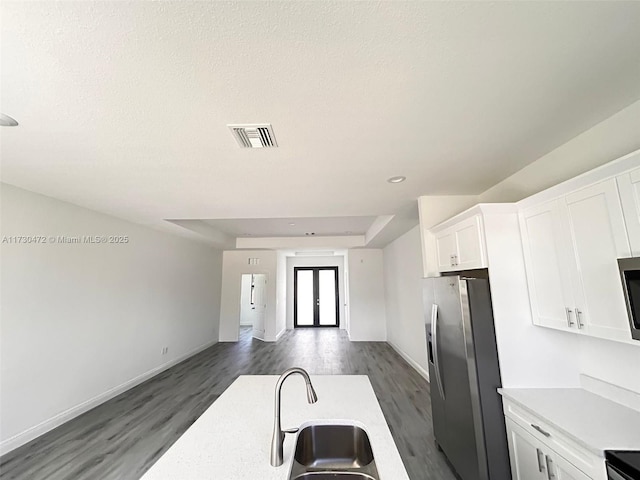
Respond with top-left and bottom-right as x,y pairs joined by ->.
565,179 -> 632,341
506,419 -> 546,480
617,167 -> 640,256
519,200 -> 577,331
545,452 -> 592,480
454,215 -> 487,270
435,229 -> 457,272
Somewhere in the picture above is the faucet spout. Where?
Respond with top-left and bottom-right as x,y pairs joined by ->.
270,367 -> 318,467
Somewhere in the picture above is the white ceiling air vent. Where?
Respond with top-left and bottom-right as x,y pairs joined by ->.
228,124 -> 278,148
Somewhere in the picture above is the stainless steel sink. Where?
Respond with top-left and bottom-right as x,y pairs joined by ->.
292,473 -> 376,480
288,424 -> 379,480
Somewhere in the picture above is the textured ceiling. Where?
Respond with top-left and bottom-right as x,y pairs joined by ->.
2,1 -> 640,243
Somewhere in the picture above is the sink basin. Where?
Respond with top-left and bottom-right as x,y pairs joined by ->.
293,473 -> 376,480
288,424 -> 379,480
294,425 -> 374,469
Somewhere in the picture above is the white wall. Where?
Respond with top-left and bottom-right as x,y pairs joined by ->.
347,249 -> 387,341
482,210 -> 581,388
383,226 -> 429,378
0,184 -> 223,454
219,250 -> 277,341
476,101 -> 640,394
479,100 -> 640,203
286,256 -> 346,330
579,336 -> 640,395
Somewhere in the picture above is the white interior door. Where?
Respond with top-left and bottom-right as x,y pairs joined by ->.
251,274 -> 267,340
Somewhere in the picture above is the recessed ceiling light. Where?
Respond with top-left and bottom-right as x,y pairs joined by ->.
289,222 -> 296,226
387,176 -> 406,184
0,113 -> 18,127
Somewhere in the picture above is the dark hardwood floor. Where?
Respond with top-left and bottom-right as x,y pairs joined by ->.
0,327 -> 457,480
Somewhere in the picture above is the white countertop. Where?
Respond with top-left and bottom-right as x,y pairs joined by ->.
499,388 -> 640,454
141,375 -> 409,480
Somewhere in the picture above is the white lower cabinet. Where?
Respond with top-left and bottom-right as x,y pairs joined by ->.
506,418 -> 591,480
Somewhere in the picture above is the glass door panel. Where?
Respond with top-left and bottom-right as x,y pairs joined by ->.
294,267 -> 339,327
319,269 -> 337,326
296,270 -> 314,326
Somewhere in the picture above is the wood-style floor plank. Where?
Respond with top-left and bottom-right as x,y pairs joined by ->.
0,327 -> 457,480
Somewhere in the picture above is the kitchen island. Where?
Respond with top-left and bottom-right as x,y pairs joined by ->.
141,375 -> 409,479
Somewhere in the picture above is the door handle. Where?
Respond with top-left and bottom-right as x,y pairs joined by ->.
431,304 -> 445,399
536,448 -> 545,473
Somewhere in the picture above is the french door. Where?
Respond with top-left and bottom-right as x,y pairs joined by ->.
294,267 -> 339,328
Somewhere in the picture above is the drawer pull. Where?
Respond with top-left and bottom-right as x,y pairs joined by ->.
531,424 -> 551,437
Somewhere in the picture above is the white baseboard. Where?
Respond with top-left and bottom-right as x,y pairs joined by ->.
0,338 -> 219,456
275,328 -> 286,341
387,341 -> 429,381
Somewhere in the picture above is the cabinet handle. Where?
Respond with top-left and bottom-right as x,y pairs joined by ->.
536,448 -> 545,473
576,309 -> 584,329
545,455 -> 555,479
531,424 -> 551,437
453,254 -> 458,266
565,307 -> 574,327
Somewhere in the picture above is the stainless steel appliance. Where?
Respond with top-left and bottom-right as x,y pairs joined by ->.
618,257 -> 640,341
606,451 -> 640,480
424,272 -> 510,480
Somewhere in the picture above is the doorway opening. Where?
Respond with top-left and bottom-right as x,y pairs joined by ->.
294,266 -> 339,328
240,273 -> 267,340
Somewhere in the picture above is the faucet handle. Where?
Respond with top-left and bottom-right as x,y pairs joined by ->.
283,427 -> 299,434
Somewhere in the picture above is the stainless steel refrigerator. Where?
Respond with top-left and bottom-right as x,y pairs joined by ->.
423,272 -> 510,480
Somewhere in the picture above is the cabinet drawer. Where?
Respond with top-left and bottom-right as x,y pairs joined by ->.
503,399 -> 604,479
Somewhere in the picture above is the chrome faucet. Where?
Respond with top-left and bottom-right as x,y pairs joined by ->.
270,367 -> 318,467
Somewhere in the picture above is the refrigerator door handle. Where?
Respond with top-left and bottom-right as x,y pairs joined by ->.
431,303 -> 445,399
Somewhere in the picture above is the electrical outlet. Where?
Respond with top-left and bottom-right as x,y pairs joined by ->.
161,347 -> 169,355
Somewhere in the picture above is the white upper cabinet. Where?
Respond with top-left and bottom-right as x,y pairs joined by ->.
617,167 -> 640,256
433,214 -> 487,272
564,179 -> 631,341
518,153 -> 639,343
435,229 -> 457,271
519,199 -> 576,332
455,215 -> 486,270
